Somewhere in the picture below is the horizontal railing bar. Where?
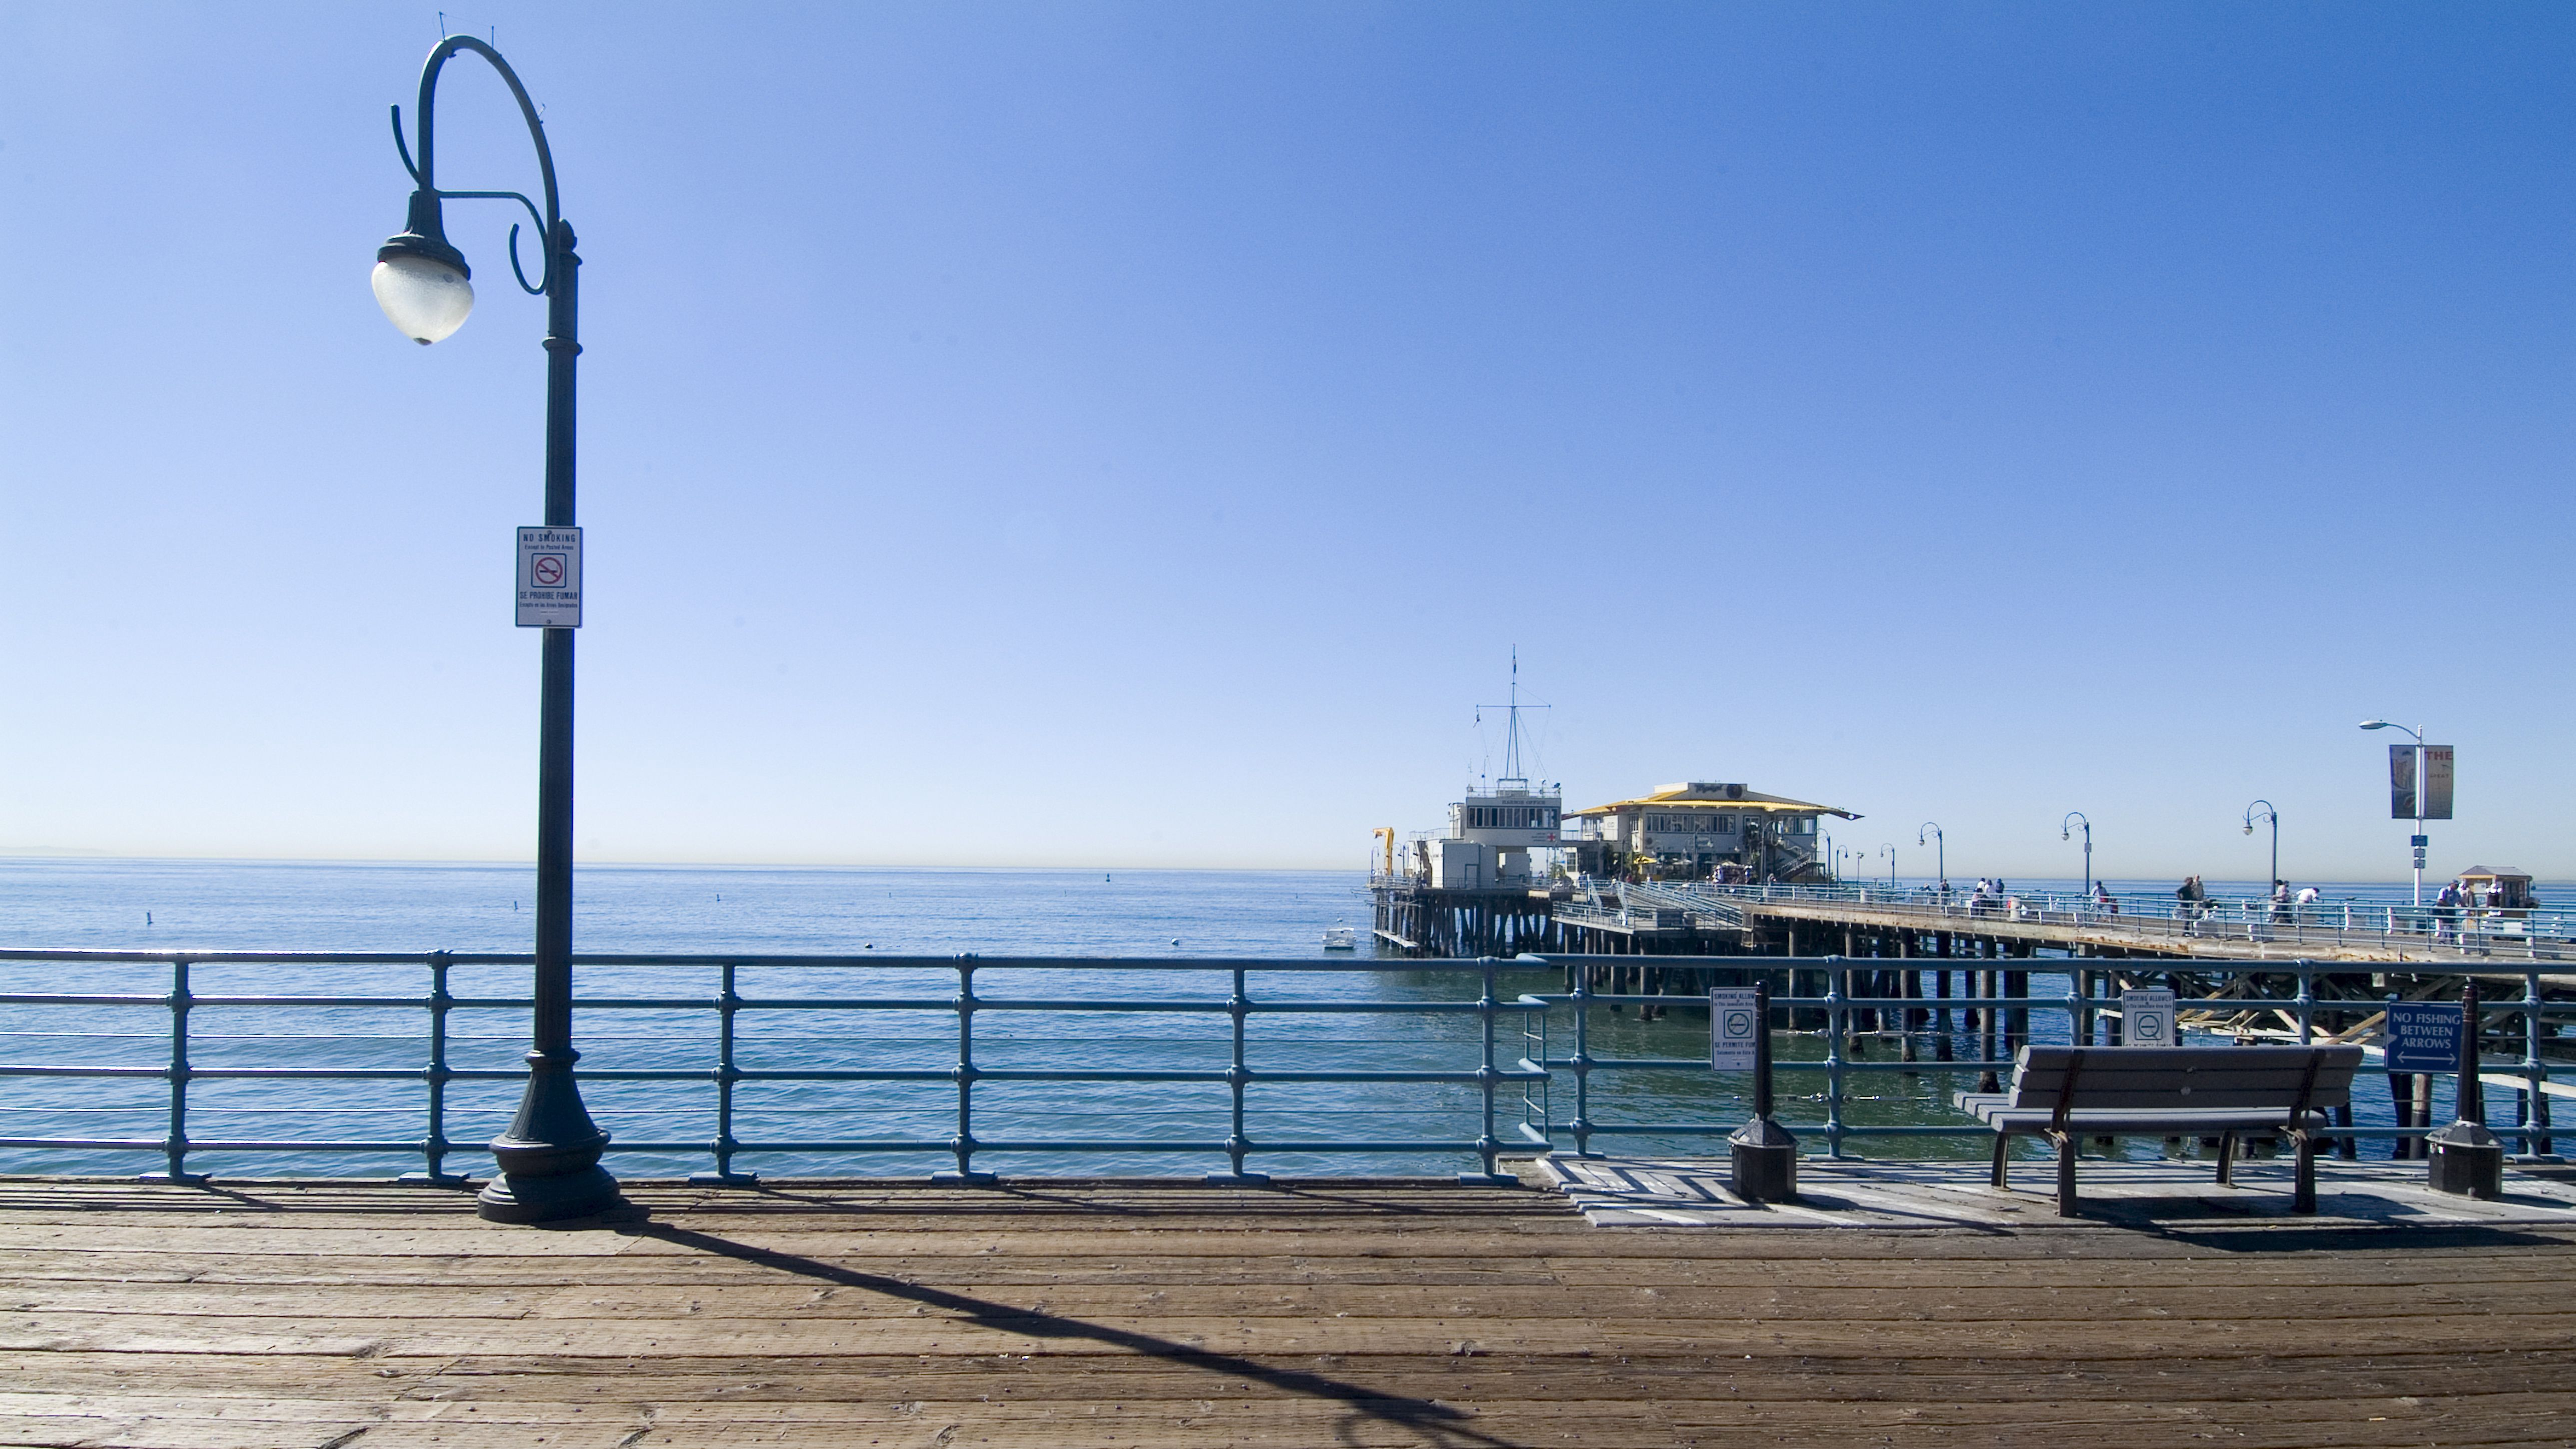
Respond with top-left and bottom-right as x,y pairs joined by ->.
0,950 -> 1567,972
0,994 -> 185,1007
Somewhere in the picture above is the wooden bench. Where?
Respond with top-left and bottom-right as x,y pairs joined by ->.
1956,1044 -> 2363,1217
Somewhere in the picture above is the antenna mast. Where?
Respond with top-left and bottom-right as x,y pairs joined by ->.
1477,647 -> 1548,789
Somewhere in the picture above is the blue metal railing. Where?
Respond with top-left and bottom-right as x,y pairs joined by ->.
0,949 -> 2562,1180
1518,955 -> 2566,1160
0,951 -> 1545,1182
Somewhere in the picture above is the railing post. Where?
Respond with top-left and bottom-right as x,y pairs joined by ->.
935,955 -> 996,1186
1207,967 -> 1269,1186
1569,962 -> 1597,1157
142,959 -> 206,1185
1460,957 -> 1514,1184
1977,966 -> 2000,1095
401,953 -> 469,1187
1823,957 -> 1847,1160
691,962 -> 757,1187
2524,968 -> 2554,1159
2295,964 -> 2315,1045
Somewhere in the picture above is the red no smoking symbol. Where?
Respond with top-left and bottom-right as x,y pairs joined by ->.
532,554 -> 567,588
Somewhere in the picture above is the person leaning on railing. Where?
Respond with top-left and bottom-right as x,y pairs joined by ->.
2175,875 -> 2207,921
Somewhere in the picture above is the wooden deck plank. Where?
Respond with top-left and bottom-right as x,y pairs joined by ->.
12,1278 -> 2576,1324
3,1180 -> 2571,1447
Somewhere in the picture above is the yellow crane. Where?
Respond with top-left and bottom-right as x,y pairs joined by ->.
1371,827 -> 1396,878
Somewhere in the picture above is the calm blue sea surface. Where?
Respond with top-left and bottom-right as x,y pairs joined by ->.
0,859 -> 2546,1180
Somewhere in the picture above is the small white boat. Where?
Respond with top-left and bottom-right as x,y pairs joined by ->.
1321,922 -> 1358,951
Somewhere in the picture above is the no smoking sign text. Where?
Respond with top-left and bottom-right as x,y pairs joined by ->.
515,526 -> 583,628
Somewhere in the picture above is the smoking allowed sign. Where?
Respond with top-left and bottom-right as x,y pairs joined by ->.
516,526 -> 582,628
1710,988 -> 1761,1071
2120,988 -> 2176,1047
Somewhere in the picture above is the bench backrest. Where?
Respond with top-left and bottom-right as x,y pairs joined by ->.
2006,1045 -> 2362,1113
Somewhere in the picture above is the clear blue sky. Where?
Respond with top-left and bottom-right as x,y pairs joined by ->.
3,4 -> 2569,880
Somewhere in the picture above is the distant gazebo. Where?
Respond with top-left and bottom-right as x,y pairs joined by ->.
2454,866 -> 2536,912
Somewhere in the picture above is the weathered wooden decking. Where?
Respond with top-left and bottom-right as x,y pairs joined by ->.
4,1173 -> 2573,1447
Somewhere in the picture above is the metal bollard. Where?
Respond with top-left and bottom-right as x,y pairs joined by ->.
2427,981 -> 2505,1200
1729,980 -> 1799,1202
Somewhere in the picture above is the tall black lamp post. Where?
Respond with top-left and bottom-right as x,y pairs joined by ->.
372,36 -> 618,1224
2242,799 -> 2280,891
2060,811 -> 2092,899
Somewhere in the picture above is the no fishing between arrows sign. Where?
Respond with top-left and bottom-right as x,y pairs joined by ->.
516,527 -> 582,628
2385,1001 -> 2463,1074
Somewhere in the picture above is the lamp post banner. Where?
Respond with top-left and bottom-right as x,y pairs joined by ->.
2388,743 -> 2416,820
516,526 -> 582,627
2423,745 -> 2454,820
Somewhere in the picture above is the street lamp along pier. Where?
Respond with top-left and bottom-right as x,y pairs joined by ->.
2360,720 -> 2436,908
2243,799 -> 2280,894
376,35 -> 619,1225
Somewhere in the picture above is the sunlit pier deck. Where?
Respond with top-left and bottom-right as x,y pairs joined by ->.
1735,891 -> 2576,968
7,1174 -> 2576,1447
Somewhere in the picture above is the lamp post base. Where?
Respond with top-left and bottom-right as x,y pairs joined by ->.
476,1052 -> 621,1223
1729,1116 -> 1800,1203
477,1163 -> 621,1223
2426,1121 -> 2506,1201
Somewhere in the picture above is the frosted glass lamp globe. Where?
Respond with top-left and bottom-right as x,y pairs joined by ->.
372,253 -> 475,345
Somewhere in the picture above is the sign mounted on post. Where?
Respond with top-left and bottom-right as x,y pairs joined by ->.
516,527 -> 582,628
1710,988 -> 1760,1071
2386,1000 -> 2462,1074
2120,988 -> 2176,1047
2389,744 -> 2416,820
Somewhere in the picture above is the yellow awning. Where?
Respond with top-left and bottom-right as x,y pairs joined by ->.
1566,791 -> 1859,821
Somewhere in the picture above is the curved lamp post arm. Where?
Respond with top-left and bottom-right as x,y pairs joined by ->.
1917,822 -> 1943,885
387,36 -> 564,296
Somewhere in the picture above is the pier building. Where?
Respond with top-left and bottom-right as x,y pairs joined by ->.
1559,780 -> 1856,883
1419,779 -> 1562,888
1378,775 -> 1563,954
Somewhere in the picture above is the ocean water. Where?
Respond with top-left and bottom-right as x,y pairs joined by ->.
0,859 -> 2545,1180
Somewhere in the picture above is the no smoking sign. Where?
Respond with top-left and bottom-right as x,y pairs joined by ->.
516,526 -> 583,628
